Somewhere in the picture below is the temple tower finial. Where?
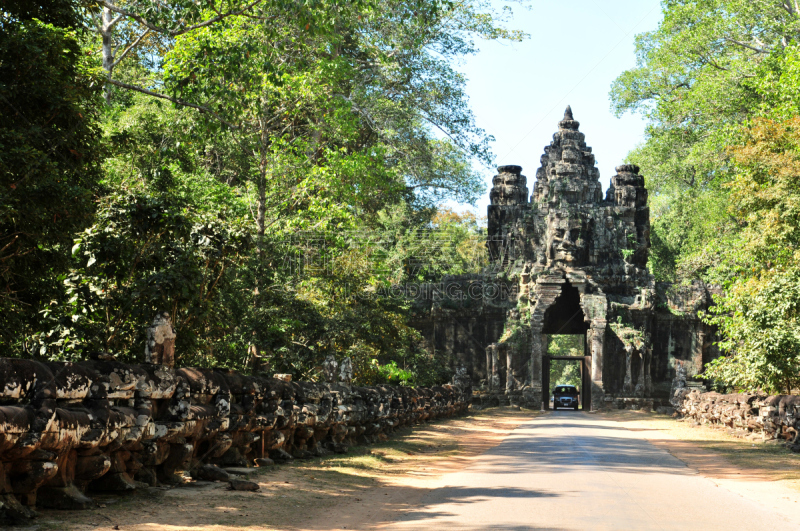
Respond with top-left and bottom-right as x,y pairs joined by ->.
558,105 -> 580,131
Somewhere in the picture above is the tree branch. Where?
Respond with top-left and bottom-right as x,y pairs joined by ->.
105,14 -> 123,31
106,79 -> 238,130
97,0 -> 266,37
111,30 -> 150,69
702,55 -> 730,71
724,37 -> 769,54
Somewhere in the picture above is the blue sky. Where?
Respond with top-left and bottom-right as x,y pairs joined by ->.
453,0 -> 664,215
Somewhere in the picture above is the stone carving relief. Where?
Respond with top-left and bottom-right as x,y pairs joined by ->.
0,357 -> 470,522
547,215 -> 590,266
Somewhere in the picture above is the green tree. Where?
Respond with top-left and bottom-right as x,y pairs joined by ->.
609,0 -> 800,280
0,5 -> 105,349
703,268 -> 800,394
702,116 -> 800,393
4,0 -> 524,384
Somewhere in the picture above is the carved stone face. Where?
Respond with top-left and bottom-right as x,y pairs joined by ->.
547,216 -> 589,266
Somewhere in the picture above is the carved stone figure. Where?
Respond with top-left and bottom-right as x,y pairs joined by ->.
145,312 -> 176,367
0,356 -> 470,521
485,344 -> 501,390
339,356 -> 353,386
247,344 -> 267,374
322,355 -> 338,383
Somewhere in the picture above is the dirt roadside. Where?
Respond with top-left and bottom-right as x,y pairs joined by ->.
598,409 -> 800,487
599,409 -> 800,522
14,407 -> 536,531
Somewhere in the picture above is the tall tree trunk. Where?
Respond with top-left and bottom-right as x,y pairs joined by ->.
249,131 -> 269,372
101,6 -> 116,103
257,139 -> 267,238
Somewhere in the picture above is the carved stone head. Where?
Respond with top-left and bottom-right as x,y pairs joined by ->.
146,312 -> 176,367
547,215 -> 590,267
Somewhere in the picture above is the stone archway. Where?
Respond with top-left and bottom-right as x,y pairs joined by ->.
529,273 -> 606,410
541,280 -> 589,336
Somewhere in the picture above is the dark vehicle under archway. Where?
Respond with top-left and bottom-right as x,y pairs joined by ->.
553,385 -> 579,410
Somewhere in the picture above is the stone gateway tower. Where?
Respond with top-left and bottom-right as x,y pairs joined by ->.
411,108 -> 719,410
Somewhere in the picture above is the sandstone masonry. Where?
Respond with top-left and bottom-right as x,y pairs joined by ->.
0,356 -> 470,522
411,108 -> 719,409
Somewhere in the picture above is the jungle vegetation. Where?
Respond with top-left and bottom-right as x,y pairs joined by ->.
0,0 -> 517,385
6,0 -> 800,394
611,0 -> 800,393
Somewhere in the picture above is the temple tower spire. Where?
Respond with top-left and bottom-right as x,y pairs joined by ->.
532,106 -> 603,206
487,165 -> 529,265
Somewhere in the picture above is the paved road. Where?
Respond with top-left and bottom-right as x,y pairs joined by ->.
384,411 -> 800,531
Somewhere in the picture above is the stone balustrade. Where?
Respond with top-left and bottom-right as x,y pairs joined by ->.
0,358 -> 471,521
672,388 -> 800,442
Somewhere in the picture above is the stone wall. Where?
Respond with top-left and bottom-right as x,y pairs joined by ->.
408,274 -> 518,382
651,281 -> 721,397
410,109 -> 668,410
411,277 -> 718,410
673,389 -> 800,445
0,358 -> 470,522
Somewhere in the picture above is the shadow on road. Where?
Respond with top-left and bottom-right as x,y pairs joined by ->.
461,411 -> 691,477
396,485 -> 563,523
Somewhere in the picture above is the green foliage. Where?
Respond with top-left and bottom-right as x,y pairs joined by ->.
370,206 -> 487,284
3,0 -> 86,27
499,314 -> 530,355
704,268 -> 800,394
610,0 -> 800,281
0,0 -> 523,385
700,116 -> 800,392
647,187 -> 735,281
348,340 -> 450,387
612,3 -> 800,392
376,360 -> 414,386
547,335 -> 583,395
610,323 -> 647,350
33,191 -> 251,362
0,14 -> 105,346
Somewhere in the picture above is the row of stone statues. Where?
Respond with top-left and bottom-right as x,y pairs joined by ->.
0,354 -> 471,522
673,388 -> 800,446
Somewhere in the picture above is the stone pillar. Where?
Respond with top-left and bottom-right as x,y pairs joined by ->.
506,349 -> 514,393
485,344 -> 493,387
693,330 -> 705,377
489,344 -> 500,390
339,357 -> 353,387
530,325 -> 543,387
323,355 -> 338,383
590,320 -> 606,408
623,344 -> 633,395
635,348 -> 646,397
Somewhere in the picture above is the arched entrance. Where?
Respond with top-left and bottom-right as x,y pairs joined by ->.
539,281 -> 592,410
